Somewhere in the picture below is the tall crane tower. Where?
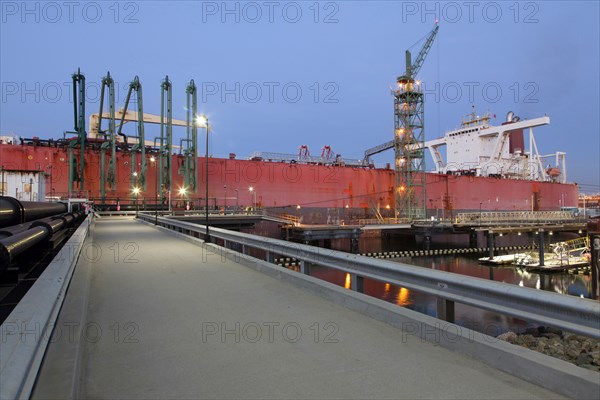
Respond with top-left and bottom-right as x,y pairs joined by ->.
393,22 -> 439,219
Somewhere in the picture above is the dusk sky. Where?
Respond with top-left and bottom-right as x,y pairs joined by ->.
1,1 -> 599,193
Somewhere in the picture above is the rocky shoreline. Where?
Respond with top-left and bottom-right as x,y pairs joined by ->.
497,327 -> 600,372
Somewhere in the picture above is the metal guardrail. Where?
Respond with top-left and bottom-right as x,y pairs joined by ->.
0,215 -> 91,399
358,218 -> 412,226
456,211 -> 579,225
138,212 -> 600,339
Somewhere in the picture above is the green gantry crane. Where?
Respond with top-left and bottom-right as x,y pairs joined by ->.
393,22 -> 439,219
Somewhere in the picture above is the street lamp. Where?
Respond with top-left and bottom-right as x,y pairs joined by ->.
132,186 -> 140,217
152,156 -> 158,225
249,186 -> 257,209
197,114 -> 210,241
234,189 -> 239,212
479,202 -> 482,227
224,185 -> 227,213
179,186 -> 188,210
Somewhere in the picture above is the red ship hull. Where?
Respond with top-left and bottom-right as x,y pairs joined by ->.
0,143 -> 578,218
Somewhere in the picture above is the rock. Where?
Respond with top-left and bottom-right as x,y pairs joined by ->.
580,364 -> 599,372
566,347 -> 580,359
519,334 -> 536,347
497,331 -> 518,343
547,327 -> 562,335
525,327 -> 540,337
581,340 -> 592,353
535,342 -> 547,353
576,353 -> 593,366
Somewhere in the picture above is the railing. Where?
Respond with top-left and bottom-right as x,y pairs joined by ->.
358,218 -> 412,225
455,211 -> 580,225
137,212 -> 600,339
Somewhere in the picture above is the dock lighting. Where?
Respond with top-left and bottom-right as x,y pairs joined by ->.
198,114 -> 210,241
296,204 -> 301,209
196,115 -> 208,128
150,156 -> 156,162
549,231 -> 554,236
399,186 -> 406,192
416,80 -> 421,85
499,233 -> 503,237
345,205 -> 349,209
385,205 -> 390,209
578,230 -> 583,234
132,187 -> 140,217
132,171 -> 138,177
179,187 -> 187,196
249,187 -> 257,208
518,232 -> 522,236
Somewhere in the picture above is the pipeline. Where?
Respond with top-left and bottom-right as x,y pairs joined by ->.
0,211 -> 84,267
0,197 -> 68,228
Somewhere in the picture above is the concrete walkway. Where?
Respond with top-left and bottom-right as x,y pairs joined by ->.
33,218 -> 564,399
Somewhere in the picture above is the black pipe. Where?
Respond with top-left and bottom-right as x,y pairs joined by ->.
0,197 -> 23,228
20,201 -> 67,223
0,223 -> 31,240
0,197 -> 68,228
0,226 -> 51,267
30,217 -> 66,235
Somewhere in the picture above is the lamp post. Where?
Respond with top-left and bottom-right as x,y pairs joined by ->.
249,186 -> 257,210
133,187 -> 140,217
235,189 -> 239,212
479,202 -> 482,227
198,114 -> 210,241
224,185 -> 227,214
151,156 -> 158,225
179,186 -> 187,211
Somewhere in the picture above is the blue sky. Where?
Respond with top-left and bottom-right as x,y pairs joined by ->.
1,1 -> 599,192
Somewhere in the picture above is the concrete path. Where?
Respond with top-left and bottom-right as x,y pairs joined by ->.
33,218 -> 564,399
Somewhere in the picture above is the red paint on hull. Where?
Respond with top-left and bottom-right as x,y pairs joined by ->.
0,143 -> 578,212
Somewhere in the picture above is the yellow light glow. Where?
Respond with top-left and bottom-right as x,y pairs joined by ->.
179,187 -> 187,196
296,205 -> 301,209
344,273 -> 351,289
196,115 -> 208,127
132,187 -> 141,195
150,156 -> 156,162
132,171 -> 138,177
385,205 -> 390,209
345,204 -> 349,209
397,287 -> 412,306
249,186 -> 254,192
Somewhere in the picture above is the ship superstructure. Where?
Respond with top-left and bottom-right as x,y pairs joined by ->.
425,110 -> 566,183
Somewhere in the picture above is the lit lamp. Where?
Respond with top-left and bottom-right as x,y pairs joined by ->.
179,186 -> 188,210
249,186 -> 257,209
132,187 -> 140,217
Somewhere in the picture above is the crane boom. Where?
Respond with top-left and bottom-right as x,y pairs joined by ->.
406,23 -> 439,78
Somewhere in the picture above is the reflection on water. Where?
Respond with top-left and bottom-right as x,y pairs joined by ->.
250,222 -> 595,335
305,254 -> 594,335
343,273 -> 351,289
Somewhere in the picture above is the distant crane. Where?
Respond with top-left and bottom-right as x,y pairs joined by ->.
393,22 -> 439,219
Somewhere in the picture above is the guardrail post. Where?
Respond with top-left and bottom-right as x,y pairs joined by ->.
242,245 -> 248,255
266,251 -> 274,263
538,229 -> 545,266
350,237 -> 359,254
591,235 -> 599,300
436,298 -> 455,323
487,230 -> 495,259
351,274 -> 364,293
300,260 -> 310,275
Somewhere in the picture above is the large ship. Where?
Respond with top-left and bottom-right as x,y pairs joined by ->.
0,109 -> 578,223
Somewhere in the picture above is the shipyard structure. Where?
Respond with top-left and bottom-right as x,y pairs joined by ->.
0,23 -> 580,222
